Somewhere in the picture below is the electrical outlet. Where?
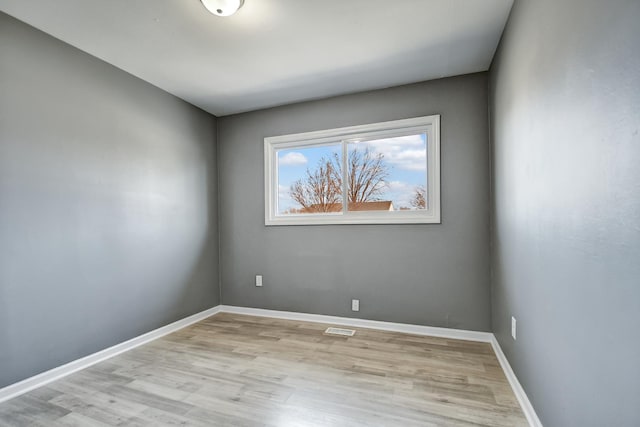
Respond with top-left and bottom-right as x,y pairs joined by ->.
255,275 -> 262,287
511,316 -> 517,340
351,299 -> 360,312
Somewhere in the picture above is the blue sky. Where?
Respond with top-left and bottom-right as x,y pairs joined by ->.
277,133 -> 427,213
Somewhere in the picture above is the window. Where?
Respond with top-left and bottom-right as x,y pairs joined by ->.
264,115 -> 440,225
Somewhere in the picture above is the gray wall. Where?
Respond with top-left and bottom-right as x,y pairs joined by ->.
0,12 -> 219,388
489,0 -> 640,426
218,74 -> 492,331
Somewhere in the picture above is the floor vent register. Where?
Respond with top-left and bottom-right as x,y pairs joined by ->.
324,327 -> 356,336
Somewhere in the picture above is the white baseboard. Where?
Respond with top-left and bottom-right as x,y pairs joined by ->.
490,336 -> 543,427
0,306 -> 222,404
220,305 -> 494,342
0,303 -> 542,427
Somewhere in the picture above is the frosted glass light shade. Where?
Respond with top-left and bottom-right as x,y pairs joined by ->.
201,0 -> 245,17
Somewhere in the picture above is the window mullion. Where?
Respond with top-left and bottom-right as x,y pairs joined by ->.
341,141 -> 348,215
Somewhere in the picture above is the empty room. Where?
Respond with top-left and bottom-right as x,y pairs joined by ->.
0,0 -> 638,426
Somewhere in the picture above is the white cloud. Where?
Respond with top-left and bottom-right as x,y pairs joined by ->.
356,134 -> 426,171
387,180 -> 409,191
279,152 -> 308,166
278,184 -> 292,202
278,184 -> 295,212
385,180 -> 422,210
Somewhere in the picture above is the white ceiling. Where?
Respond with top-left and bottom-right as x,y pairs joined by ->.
0,0 -> 513,116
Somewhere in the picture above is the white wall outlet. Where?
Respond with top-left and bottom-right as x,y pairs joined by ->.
351,299 -> 360,312
511,316 -> 517,340
255,275 -> 263,287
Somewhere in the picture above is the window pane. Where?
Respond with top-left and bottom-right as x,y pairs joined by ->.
346,133 -> 427,212
265,115 -> 440,225
277,144 -> 343,215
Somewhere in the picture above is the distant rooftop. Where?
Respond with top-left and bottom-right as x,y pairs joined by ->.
299,201 -> 394,213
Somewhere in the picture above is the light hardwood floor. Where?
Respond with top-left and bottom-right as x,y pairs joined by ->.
0,313 -> 527,426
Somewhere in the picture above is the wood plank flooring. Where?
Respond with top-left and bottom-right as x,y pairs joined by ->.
0,313 -> 527,426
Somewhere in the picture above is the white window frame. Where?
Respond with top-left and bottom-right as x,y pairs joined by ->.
264,115 -> 440,226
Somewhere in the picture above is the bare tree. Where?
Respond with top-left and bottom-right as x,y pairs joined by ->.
343,148 -> 388,203
289,147 -> 389,212
290,158 -> 342,212
410,185 -> 427,209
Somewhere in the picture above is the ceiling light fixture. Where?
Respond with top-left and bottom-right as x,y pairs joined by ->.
201,0 -> 245,17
